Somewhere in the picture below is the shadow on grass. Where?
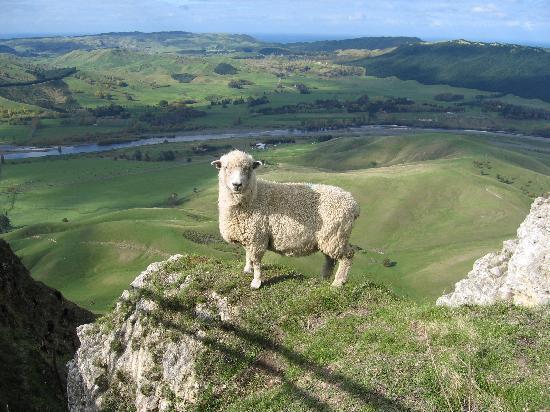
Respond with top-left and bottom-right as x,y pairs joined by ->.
141,287 -> 411,411
261,272 -> 306,288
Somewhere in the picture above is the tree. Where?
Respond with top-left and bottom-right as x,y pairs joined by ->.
0,213 -> 12,233
214,63 -> 237,75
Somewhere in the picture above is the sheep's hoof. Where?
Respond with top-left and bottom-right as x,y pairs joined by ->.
243,266 -> 253,274
331,279 -> 345,288
250,278 -> 262,289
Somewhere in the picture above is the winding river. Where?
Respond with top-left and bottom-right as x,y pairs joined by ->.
0,125 -> 547,160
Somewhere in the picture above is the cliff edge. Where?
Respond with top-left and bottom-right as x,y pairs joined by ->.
67,254 -> 549,411
0,239 -> 95,412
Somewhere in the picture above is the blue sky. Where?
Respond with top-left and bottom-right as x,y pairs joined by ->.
1,0 -> 549,45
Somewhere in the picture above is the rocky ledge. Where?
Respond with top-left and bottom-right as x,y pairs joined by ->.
437,196 -> 549,307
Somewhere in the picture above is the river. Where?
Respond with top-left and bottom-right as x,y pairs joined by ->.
0,126 -> 547,160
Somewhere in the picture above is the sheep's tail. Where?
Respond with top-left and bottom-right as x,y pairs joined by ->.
353,201 -> 360,220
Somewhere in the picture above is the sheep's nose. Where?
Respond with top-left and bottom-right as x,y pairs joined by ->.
233,182 -> 242,190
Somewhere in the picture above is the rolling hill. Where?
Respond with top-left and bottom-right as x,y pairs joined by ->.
352,40 -> 550,102
0,31 -> 264,56
1,131 -> 548,311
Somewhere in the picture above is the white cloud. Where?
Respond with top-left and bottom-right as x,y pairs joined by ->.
471,3 -> 506,18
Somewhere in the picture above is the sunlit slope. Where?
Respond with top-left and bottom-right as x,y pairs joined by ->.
2,133 -> 548,311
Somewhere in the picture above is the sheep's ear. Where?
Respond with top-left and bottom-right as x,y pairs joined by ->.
211,160 -> 222,169
252,160 -> 263,169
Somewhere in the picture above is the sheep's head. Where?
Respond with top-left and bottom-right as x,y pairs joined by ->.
211,150 -> 262,195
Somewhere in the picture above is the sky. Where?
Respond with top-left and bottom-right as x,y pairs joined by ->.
1,0 -> 549,45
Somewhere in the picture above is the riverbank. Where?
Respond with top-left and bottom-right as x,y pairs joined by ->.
1,125 -> 548,160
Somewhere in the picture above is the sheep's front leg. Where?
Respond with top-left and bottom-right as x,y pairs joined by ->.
243,248 -> 253,274
331,246 -> 354,287
332,257 -> 352,287
248,248 -> 266,289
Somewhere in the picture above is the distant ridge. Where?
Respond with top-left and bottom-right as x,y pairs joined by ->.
286,36 -> 422,52
353,39 -> 550,102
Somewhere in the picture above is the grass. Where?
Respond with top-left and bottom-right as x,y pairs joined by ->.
1,131 -> 548,312
94,254 -> 550,411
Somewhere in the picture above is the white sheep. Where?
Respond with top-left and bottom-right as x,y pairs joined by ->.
212,150 -> 360,289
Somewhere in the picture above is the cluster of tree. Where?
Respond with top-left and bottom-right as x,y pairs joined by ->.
300,116 -> 369,131
480,100 -> 550,120
170,73 -> 196,83
0,213 -> 12,233
247,96 -> 270,107
533,127 -> 550,138
117,149 -> 177,162
496,174 -> 515,184
315,134 -> 335,142
214,63 -> 237,75
262,137 -> 296,145
294,83 -> 311,94
256,95 -> 422,116
228,79 -> 254,89
346,96 -> 414,113
137,105 -> 206,128
209,97 -> 246,106
87,104 -> 129,118
434,93 -> 464,102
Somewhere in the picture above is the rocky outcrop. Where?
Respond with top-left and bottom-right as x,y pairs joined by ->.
437,197 -> 550,307
67,255 -> 233,412
0,239 -> 95,412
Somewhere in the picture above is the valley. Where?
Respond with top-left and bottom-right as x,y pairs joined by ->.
1,130 -> 548,312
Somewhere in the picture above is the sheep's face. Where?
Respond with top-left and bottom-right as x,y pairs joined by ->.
211,150 -> 262,194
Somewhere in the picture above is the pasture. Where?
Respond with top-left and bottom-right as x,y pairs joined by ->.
1,130 -> 548,312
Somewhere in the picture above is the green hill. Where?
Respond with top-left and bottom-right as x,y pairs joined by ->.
0,31 -> 263,56
352,40 -> 550,102
2,131 -> 548,312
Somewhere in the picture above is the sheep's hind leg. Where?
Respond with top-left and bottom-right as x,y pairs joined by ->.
321,254 -> 336,279
243,248 -> 253,274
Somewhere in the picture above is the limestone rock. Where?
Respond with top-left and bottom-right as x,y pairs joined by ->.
67,255 -> 232,411
437,197 -> 549,307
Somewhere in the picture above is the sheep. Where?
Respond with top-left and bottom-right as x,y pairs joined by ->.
211,150 -> 360,289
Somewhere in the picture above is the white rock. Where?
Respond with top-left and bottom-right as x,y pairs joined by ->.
67,255 -> 217,411
437,197 -> 550,307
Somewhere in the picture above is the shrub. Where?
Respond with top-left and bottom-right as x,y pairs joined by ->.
171,73 -> 196,83
0,214 -> 12,233
294,83 -> 311,94
228,79 -> 254,89
214,63 -> 237,75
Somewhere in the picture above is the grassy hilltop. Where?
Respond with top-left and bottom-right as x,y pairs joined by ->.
80,253 -> 550,411
1,131 -> 548,312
